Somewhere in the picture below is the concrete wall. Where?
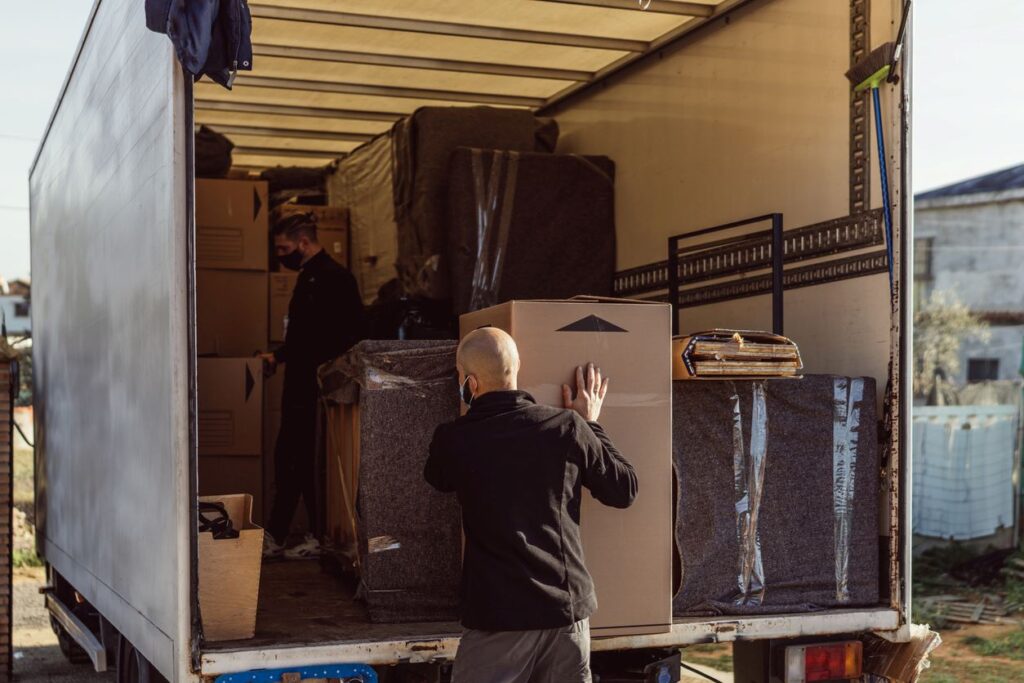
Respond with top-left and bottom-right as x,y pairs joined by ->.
915,198 -> 1024,382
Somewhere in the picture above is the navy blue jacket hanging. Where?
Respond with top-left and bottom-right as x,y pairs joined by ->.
145,0 -> 253,89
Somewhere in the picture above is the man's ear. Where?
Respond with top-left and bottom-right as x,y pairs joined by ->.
467,374 -> 479,395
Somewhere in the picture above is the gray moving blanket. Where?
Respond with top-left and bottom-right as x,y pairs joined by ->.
320,340 -> 462,622
392,107 -> 558,300
673,375 -> 880,616
446,148 -> 616,315
329,107 -> 557,304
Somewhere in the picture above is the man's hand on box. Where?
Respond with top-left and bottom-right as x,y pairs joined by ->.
562,362 -> 609,423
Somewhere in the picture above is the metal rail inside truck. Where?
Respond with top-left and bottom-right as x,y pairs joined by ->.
28,0 -> 917,681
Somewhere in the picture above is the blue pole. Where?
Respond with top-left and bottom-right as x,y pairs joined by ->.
872,86 -> 895,291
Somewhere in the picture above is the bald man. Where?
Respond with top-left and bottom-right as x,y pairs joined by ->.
425,328 -> 637,683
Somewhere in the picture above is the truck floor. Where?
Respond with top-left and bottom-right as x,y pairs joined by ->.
203,560 -> 462,651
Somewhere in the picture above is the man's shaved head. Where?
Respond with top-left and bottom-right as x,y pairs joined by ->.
457,327 -> 520,394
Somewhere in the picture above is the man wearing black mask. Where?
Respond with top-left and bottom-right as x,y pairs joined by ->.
260,213 -> 364,559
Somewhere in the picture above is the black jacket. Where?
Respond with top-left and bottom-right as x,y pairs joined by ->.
145,0 -> 253,88
274,251 -> 364,405
425,391 -> 637,631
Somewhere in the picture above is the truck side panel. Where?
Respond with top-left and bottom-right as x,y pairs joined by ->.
549,0 -> 901,396
29,0 -> 191,677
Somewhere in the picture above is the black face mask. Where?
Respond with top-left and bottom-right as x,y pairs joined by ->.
278,249 -> 304,271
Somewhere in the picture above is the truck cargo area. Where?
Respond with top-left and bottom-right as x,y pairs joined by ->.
190,0 -> 907,665
199,561 -> 901,675
29,0 -> 912,679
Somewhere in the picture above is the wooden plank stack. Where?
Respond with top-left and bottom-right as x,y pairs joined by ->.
672,329 -> 803,379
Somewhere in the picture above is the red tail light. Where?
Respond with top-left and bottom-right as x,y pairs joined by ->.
785,641 -> 862,682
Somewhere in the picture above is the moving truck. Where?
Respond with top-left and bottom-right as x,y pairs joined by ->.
29,0 -> 917,681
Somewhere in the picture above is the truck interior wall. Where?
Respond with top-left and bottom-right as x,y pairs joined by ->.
548,0 -> 904,405
28,0 -> 191,678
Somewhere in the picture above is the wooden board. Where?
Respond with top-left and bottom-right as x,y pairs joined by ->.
325,404 -> 360,549
198,495 -> 264,642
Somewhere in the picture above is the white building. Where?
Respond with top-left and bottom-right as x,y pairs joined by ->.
915,164 -> 1024,383
0,278 -> 30,337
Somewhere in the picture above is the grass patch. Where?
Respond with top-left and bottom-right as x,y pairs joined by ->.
683,644 -> 732,672
964,628 -> 1024,660
13,548 -> 43,569
922,657 -> 1024,682
13,442 -> 34,508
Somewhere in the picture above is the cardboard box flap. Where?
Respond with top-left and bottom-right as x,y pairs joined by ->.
515,295 -> 667,306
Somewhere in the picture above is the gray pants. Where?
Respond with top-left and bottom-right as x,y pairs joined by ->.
452,619 -> 591,683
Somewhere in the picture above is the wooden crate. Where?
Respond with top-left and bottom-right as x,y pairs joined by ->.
324,404 -> 359,550
197,494 -> 264,641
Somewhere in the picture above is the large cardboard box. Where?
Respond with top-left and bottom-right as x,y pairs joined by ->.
198,358 -> 263,456
198,270 -> 268,356
268,273 -> 298,344
460,299 -> 673,637
196,179 -> 269,271
319,228 -> 349,267
272,204 -> 349,231
197,494 -> 263,641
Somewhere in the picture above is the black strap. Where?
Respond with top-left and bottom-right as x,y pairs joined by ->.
198,502 -> 240,540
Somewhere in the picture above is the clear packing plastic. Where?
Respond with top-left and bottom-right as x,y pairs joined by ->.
731,381 -> 768,606
468,149 -> 520,311
447,148 -> 616,315
832,377 -> 865,603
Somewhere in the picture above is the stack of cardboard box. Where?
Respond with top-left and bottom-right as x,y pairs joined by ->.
196,178 -> 270,522
196,180 -> 351,529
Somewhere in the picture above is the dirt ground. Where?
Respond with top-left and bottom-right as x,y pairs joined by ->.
13,566 -> 113,682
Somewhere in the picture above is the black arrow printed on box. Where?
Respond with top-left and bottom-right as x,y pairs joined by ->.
556,315 -> 628,333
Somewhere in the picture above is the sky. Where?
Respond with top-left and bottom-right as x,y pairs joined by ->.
0,3 -> 95,282
1,1 -> 1023,282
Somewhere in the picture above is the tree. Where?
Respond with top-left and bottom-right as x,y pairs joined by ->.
913,289 -> 990,401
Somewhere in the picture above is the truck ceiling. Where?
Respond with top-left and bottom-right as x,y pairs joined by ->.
190,0 -> 750,169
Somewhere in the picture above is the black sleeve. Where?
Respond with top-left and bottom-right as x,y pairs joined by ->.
424,424 -> 456,493
273,343 -> 288,364
320,268 -> 365,361
575,418 -> 637,509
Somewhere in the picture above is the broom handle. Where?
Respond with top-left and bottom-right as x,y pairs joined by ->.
872,86 -> 895,290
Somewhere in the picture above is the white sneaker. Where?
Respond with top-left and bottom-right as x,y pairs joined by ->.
284,534 -> 322,560
262,536 -> 285,560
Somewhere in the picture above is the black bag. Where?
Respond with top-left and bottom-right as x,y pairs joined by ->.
195,126 -> 233,178
198,502 -> 240,540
